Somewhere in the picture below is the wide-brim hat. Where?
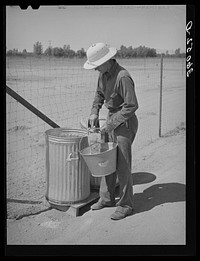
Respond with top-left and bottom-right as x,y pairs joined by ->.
83,43 -> 117,70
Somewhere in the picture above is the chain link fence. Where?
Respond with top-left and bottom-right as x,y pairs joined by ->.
6,56 -> 186,203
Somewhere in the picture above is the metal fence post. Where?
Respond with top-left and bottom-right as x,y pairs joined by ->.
159,54 -> 164,137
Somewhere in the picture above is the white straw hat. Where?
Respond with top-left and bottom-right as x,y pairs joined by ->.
83,43 -> 117,70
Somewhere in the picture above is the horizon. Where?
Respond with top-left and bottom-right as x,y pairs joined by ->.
6,5 -> 186,54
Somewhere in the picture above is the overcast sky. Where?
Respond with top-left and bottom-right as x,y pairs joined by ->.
6,5 -> 186,54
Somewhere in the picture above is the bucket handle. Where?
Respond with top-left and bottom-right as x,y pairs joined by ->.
66,152 -> 79,162
98,160 -> 109,167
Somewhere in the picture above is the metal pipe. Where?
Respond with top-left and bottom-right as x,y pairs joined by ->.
6,85 -> 60,128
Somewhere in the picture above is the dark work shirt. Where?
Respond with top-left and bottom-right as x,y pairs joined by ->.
91,59 -> 139,131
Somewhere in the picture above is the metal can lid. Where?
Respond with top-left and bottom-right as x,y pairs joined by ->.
45,128 -> 87,140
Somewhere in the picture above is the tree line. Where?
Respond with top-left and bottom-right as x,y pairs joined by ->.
6,41 -> 186,58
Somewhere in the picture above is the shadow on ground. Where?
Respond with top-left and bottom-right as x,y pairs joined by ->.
84,171 -> 158,216
132,182 -> 186,215
114,172 -> 186,216
24,172 -> 185,218
132,171 -> 157,185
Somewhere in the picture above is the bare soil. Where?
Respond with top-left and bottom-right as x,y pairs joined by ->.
6,127 -> 186,246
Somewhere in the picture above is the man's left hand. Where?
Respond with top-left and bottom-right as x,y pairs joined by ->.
100,123 -> 113,134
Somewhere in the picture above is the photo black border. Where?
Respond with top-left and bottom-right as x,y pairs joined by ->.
2,2 -> 196,257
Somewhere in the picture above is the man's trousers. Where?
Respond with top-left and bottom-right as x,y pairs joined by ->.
99,114 -> 138,208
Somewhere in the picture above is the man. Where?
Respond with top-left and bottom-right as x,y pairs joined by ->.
83,43 -> 139,220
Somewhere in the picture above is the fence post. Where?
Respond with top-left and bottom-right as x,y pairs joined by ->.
159,54 -> 164,137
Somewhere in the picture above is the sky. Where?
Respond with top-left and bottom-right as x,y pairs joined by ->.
6,5 -> 186,54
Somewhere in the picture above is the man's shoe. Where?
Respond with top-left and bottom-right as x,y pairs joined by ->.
110,206 -> 133,220
91,199 -> 115,210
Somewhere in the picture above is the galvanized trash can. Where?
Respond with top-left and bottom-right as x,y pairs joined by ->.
45,128 -> 91,206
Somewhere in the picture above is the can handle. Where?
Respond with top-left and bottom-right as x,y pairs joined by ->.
66,152 -> 79,161
98,160 -> 109,167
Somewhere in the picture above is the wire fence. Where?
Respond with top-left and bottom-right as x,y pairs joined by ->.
6,56 -> 186,202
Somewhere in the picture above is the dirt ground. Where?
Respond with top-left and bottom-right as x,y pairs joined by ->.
6,126 -> 186,249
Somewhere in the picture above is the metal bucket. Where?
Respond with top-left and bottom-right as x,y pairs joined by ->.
45,128 -> 90,206
80,142 -> 117,177
79,136 -> 101,188
80,118 -> 106,187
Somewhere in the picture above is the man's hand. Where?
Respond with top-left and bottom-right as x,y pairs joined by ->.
88,114 -> 99,129
100,123 -> 113,134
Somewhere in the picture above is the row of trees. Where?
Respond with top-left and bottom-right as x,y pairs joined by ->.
6,42 -> 86,58
117,45 -> 157,58
6,41 -> 186,58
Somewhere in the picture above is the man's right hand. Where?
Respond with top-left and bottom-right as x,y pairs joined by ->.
88,114 -> 99,129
